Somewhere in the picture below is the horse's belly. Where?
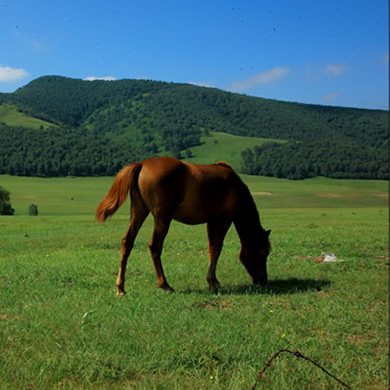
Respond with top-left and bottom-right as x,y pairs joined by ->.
173,198 -> 232,225
173,206 -> 208,225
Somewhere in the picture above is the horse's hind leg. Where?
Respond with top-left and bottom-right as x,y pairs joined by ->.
116,205 -> 149,296
149,217 -> 174,292
206,219 -> 232,293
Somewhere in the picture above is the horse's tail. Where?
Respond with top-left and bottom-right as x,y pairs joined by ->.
95,163 -> 142,223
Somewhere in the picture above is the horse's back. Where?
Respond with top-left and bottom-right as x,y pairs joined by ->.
137,157 -> 242,224
138,156 -> 186,188
137,156 -> 186,209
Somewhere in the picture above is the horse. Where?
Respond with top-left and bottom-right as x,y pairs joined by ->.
96,156 -> 271,295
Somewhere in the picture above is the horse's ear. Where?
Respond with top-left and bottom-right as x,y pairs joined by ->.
266,230 -> 271,237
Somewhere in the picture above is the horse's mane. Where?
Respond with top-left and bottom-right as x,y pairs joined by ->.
215,161 -> 233,169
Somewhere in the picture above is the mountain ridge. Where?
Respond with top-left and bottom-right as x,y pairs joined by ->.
0,76 -> 388,179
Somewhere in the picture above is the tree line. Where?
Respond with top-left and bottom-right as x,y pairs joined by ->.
0,123 -> 150,177
241,141 -> 388,180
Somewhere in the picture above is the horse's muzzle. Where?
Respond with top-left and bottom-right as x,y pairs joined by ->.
253,274 -> 268,285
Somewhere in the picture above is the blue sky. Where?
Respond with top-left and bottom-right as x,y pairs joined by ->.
1,0 -> 388,109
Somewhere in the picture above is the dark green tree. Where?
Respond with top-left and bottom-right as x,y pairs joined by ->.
0,186 -> 15,215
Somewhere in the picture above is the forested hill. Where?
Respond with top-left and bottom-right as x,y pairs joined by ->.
0,75 -> 388,179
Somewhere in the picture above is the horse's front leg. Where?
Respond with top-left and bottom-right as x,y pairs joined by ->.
206,219 -> 232,293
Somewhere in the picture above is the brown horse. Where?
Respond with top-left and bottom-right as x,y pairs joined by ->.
96,156 -> 271,295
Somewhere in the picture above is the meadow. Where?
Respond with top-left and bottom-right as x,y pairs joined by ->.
185,131 -> 285,170
0,173 -> 388,389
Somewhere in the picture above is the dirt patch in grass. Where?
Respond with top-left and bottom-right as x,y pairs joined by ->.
372,193 -> 388,199
192,300 -> 233,311
297,255 -> 324,263
318,193 -> 343,198
252,191 -> 273,196
0,314 -> 21,321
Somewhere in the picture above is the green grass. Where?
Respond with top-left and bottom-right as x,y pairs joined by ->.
0,103 -> 56,130
0,175 -> 115,216
0,174 -> 388,389
184,131 -> 285,170
245,175 -> 388,209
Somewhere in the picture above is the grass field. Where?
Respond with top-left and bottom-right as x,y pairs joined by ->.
1,173 -> 387,216
0,173 -> 388,389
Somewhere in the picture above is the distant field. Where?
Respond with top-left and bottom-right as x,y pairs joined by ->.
184,131 -> 285,170
0,173 -> 387,216
0,103 -> 55,130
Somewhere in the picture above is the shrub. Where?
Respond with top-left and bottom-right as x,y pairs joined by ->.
29,204 -> 38,216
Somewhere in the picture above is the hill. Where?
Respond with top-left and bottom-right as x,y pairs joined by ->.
0,75 -> 388,179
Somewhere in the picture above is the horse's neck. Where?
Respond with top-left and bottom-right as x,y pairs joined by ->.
234,192 -> 264,247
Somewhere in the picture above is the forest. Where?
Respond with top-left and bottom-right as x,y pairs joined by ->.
241,141 -> 388,180
0,75 -> 388,179
0,123 -> 148,177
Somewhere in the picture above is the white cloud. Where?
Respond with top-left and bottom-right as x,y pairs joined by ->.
228,67 -> 291,91
0,65 -> 29,82
188,80 -> 215,88
32,40 -> 50,52
83,76 -> 116,81
322,64 -> 348,77
306,63 -> 349,81
322,92 -> 340,102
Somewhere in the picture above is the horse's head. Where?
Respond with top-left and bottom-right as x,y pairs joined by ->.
239,230 -> 271,285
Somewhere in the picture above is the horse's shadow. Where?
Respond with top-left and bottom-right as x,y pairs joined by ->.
181,278 -> 331,295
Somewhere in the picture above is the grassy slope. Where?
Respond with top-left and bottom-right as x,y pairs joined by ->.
183,131 -> 285,170
0,174 -> 388,389
0,103 -> 55,130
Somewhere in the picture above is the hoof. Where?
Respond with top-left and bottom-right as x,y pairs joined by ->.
158,284 -> 175,293
116,290 -> 126,296
208,280 -> 221,294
